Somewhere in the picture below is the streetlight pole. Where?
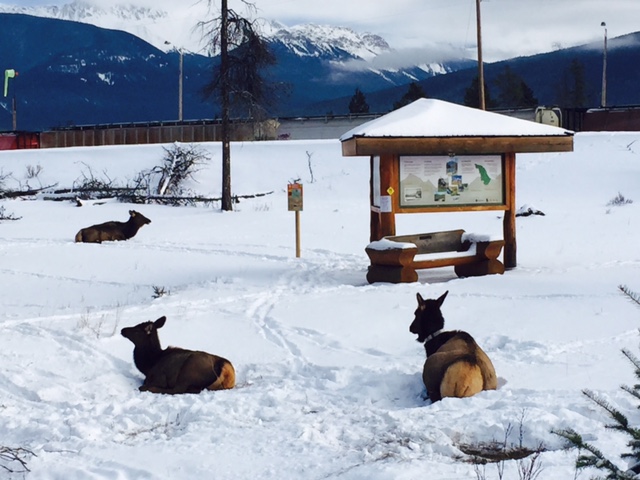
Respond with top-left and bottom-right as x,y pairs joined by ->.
164,41 -> 184,121
4,69 -> 18,130
601,21 -> 607,108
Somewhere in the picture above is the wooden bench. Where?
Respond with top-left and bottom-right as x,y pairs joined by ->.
365,229 -> 505,284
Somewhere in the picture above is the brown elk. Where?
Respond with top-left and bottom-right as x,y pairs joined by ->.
75,210 -> 151,243
121,316 -> 236,394
409,291 -> 497,402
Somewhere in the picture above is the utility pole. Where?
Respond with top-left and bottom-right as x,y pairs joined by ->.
12,96 -> 16,131
601,21 -> 608,108
220,0 -> 232,211
476,0 -> 485,110
164,41 -> 184,121
178,48 -> 184,121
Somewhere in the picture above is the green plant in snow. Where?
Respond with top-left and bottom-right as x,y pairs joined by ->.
554,285 -> 640,479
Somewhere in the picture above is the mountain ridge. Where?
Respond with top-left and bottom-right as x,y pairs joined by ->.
0,7 -> 638,131
0,10 -> 474,131
0,1 -> 467,102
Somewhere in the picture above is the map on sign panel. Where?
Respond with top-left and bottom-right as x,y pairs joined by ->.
399,155 -> 504,207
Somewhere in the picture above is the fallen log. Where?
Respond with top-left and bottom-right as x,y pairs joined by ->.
0,184 -> 58,199
40,190 -> 275,205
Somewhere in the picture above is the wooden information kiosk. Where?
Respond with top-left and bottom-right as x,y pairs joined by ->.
340,99 -> 574,283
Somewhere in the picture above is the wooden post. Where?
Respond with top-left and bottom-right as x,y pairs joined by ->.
370,154 -> 397,241
369,156 -> 380,242
503,152 -> 517,268
295,210 -> 301,258
378,154 -> 397,239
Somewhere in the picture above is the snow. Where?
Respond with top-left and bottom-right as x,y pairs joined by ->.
367,238 -> 417,250
0,132 -> 639,479
340,99 -> 574,139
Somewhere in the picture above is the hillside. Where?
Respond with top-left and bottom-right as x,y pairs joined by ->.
313,32 -> 640,115
0,10 -> 639,131
0,12 -> 471,131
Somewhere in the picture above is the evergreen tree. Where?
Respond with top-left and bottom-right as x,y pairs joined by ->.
464,75 -> 495,109
493,66 -> 538,109
521,81 -> 538,107
554,285 -> 640,479
555,59 -> 588,108
393,82 -> 426,110
348,88 -> 370,114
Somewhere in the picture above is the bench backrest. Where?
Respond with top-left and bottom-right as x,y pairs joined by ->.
386,229 -> 470,254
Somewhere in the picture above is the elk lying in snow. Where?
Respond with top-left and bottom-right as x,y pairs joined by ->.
410,291 -> 497,402
75,210 -> 151,243
121,316 -> 235,394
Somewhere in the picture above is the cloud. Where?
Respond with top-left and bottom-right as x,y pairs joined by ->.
336,44 -> 472,72
14,0 -> 640,63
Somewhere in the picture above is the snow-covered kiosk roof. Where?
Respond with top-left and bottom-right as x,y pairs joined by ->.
340,98 -> 574,156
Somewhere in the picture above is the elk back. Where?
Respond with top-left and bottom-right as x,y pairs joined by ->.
422,333 -> 497,401
141,348 -> 235,394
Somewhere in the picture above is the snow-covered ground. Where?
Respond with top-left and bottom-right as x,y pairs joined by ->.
0,133 -> 639,479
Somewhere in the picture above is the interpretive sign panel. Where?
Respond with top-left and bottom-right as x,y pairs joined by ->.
288,182 -> 303,211
399,155 -> 504,208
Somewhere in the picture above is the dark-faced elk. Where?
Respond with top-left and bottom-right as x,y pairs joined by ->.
75,210 -> 151,243
121,316 -> 236,394
410,291 -> 497,402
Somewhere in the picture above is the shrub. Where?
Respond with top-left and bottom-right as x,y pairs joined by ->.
554,285 -> 640,479
607,192 -> 633,207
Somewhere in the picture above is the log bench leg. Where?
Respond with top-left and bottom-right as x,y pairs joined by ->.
367,264 -> 419,284
454,259 -> 504,277
365,245 -> 419,284
454,241 -> 505,277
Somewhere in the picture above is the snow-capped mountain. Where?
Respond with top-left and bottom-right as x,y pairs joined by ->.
0,1 -> 197,52
0,2 -> 477,130
0,0 -> 458,76
260,21 -> 390,61
0,1 -> 388,57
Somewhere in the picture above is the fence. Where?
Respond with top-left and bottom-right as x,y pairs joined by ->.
39,121 -> 255,149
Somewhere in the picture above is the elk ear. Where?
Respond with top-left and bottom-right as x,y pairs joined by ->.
154,316 -> 167,329
416,293 -> 425,307
436,290 -> 449,307
129,210 -> 135,216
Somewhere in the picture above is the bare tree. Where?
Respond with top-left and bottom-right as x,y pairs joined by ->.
200,0 -> 276,211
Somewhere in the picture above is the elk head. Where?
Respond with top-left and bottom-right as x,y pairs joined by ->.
409,290 -> 448,343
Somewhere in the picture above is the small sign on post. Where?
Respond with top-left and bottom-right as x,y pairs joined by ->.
4,69 -> 17,98
288,182 -> 303,257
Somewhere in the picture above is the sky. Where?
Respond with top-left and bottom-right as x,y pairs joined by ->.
5,0 -> 640,61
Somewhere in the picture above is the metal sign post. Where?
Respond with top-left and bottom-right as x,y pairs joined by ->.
287,182 -> 303,257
